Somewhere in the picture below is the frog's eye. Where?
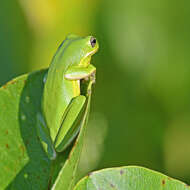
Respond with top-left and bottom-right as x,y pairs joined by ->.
90,37 -> 96,48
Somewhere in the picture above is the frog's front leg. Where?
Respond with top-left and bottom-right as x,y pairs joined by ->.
65,64 -> 96,80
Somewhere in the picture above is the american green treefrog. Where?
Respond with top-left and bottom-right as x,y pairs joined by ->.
37,34 -> 99,160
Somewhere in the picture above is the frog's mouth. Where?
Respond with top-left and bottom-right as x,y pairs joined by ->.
80,48 -> 98,67
85,48 -> 98,58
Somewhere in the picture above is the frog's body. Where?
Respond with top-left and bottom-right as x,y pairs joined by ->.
38,34 -> 98,159
43,38 -> 81,143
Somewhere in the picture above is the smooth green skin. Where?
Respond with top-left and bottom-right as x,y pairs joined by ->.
37,34 -> 99,160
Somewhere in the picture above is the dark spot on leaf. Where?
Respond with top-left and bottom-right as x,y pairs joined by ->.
120,170 -> 124,175
2,80 -> 17,89
162,179 -> 166,185
10,80 -> 16,85
88,172 -> 93,176
20,145 -> 25,156
5,130 -> 8,135
6,144 -> 9,149
110,183 -> 115,188
2,84 -> 7,89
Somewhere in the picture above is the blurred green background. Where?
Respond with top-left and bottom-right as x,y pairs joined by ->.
1,0 -> 190,184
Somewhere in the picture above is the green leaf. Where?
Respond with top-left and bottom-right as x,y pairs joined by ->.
0,70 -> 52,189
74,166 -> 190,190
0,70 -> 89,189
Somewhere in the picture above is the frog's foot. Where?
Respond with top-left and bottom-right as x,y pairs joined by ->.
84,70 -> 96,83
81,71 -> 96,96
90,72 -> 96,84
87,75 -> 96,96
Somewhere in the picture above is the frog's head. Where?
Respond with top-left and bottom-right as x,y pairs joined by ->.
66,34 -> 99,67
79,35 -> 99,67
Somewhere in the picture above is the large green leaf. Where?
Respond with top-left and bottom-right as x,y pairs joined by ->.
0,70 -> 51,189
74,166 -> 190,190
0,70 -> 90,189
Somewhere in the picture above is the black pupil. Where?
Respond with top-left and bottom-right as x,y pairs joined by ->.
90,37 -> 96,47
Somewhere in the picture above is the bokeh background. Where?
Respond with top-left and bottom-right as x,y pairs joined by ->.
1,0 -> 190,184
